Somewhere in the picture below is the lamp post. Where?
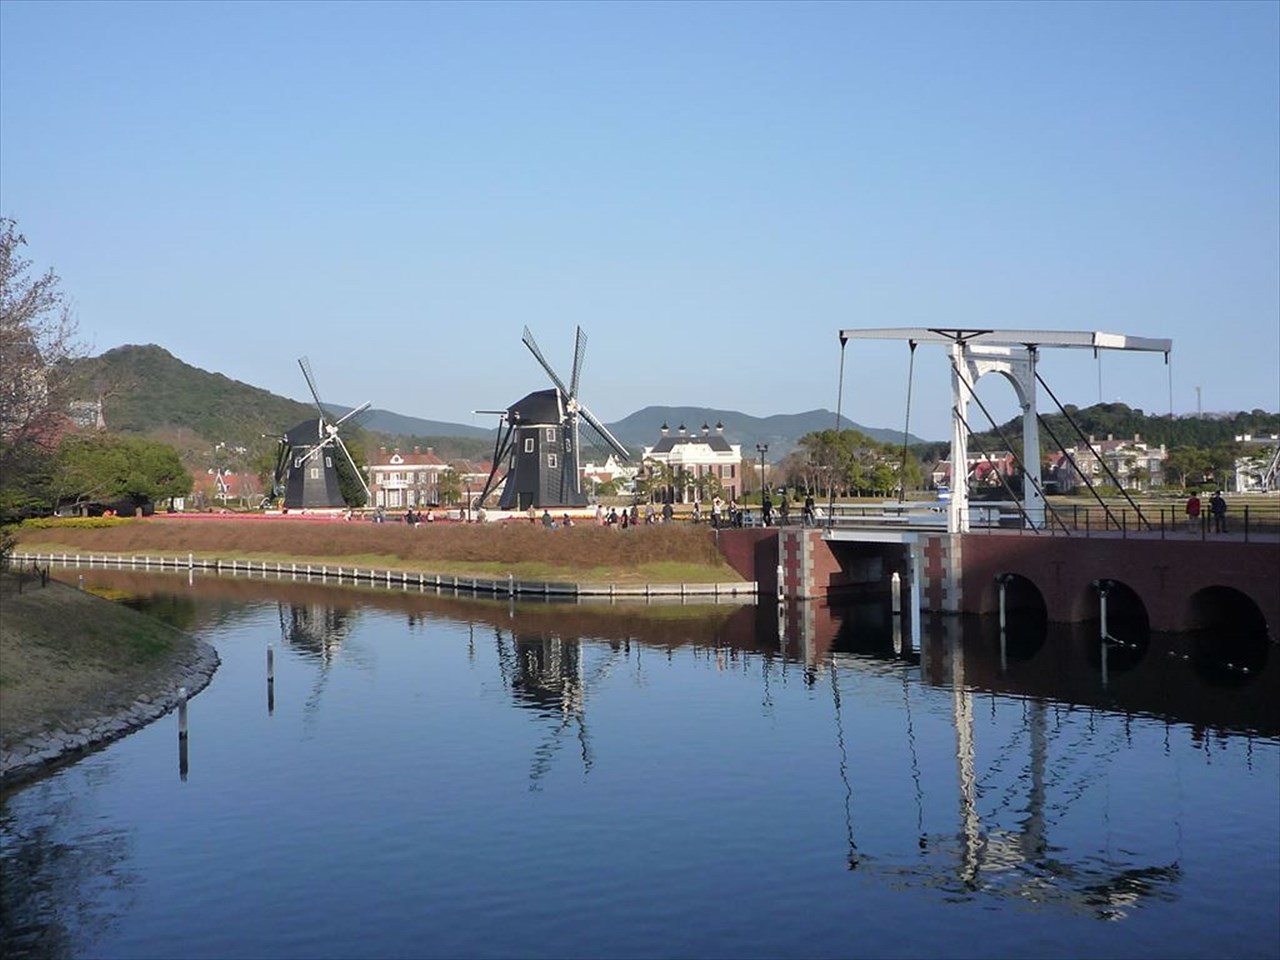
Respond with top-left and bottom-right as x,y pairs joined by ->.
756,443 -> 769,502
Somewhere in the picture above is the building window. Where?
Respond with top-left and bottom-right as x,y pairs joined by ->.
294,457 -> 303,468
548,454 -> 558,470
545,427 -> 556,442
524,438 -> 535,454
325,456 -> 332,468
309,467 -> 320,480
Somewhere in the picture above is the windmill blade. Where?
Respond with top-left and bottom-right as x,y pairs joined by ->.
577,402 -> 630,461
272,439 -> 291,496
301,440 -> 332,464
298,357 -> 328,420
569,326 -> 587,399
333,401 -> 373,429
521,326 -> 571,397
334,434 -> 371,499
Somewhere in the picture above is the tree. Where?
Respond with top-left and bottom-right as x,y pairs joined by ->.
333,433 -> 369,507
1164,447 -> 1211,489
51,433 -> 192,511
437,468 -> 461,506
639,458 -> 675,503
0,219 -> 83,521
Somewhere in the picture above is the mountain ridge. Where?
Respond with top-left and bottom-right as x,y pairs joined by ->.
71,345 -> 927,460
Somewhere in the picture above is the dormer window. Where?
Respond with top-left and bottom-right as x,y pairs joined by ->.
390,454 -> 404,465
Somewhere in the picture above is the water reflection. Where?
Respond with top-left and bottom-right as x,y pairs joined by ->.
1,568 -> 1274,959
0,777 -> 140,959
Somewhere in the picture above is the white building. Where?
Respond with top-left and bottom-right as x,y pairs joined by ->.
579,453 -> 640,498
641,422 -> 742,502
1233,434 -> 1280,492
366,446 -> 450,509
1049,434 -> 1167,492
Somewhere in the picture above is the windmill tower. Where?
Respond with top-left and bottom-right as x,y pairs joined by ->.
272,357 -> 372,510
476,326 -> 629,511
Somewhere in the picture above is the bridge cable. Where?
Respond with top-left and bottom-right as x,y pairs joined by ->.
898,340 -> 918,503
1034,371 -> 1152,530
950,363 -> 1068,533
1035,411 -> 1122,530
829,654 -> 860,869
829,334 -> 848,530
952,406 -> 1042,533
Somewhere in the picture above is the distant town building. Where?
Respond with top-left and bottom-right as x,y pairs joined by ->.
580,453 -> 640,498
191,468 -> 261,507
641,422 -> 741,502
931,452 -> 1017,491
67,397 -> 106,431
1233,434 -> 1280,493
1048,434 -> 1167,492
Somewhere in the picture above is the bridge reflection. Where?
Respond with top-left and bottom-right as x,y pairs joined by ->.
56,567 -> 1279,920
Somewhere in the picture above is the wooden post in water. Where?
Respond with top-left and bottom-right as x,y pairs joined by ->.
267,644 -> 275,715
996,573 -> 1010,673
177,686 -> 189,739
891,571 -> 902,615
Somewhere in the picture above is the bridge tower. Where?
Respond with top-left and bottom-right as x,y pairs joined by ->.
838,329 -> 1172,534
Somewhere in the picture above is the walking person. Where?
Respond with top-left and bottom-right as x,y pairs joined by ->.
1185,492 -> 1201,532
1209,491 -> 1228,534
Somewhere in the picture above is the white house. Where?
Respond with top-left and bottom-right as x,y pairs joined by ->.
641,422 -> 742,502
366,447 -> 450,509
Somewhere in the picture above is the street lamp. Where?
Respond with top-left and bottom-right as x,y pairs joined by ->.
756,443 -> 768,501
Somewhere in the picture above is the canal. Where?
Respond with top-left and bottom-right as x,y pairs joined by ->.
2,569 -> 1277,959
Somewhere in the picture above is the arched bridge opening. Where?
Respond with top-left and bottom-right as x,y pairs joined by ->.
989,573 -> 1047,661
1186,586 -> 1270,688
1081,579 -> 1150,674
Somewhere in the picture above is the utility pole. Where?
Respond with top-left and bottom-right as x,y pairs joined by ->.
1196,385 -> 1202,419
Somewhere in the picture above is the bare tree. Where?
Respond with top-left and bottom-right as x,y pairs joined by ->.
0,218 -> 83,507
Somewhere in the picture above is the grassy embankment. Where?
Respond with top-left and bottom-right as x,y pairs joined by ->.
12,515 -> 744,584
0,572 -> 198,752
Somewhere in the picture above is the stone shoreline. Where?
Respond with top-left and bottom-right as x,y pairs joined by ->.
0,638 -> 221,789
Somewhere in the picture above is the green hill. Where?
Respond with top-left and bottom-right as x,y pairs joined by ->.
69,345 -> 316,448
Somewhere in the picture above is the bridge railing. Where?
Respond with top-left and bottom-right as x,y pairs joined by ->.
775,498 -> 1280,541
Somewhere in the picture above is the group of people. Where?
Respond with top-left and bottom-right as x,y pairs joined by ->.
1185,491 -> 1229,533
517,491 -> 834,529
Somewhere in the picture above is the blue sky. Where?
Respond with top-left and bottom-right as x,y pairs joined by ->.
2,0 -> 1276,443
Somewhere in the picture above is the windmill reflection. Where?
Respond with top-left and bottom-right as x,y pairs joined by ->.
493,627 -> 627,789
278,603 -> 355,661
277,603 -> 361,718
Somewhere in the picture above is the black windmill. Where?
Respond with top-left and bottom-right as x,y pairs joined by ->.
476,326 -> 629,511
271,357 -> 372,510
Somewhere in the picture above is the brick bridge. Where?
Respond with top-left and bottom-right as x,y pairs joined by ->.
718,526 -> 1280,639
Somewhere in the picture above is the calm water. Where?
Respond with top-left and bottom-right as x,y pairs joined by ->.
2,570 -> 1277,960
